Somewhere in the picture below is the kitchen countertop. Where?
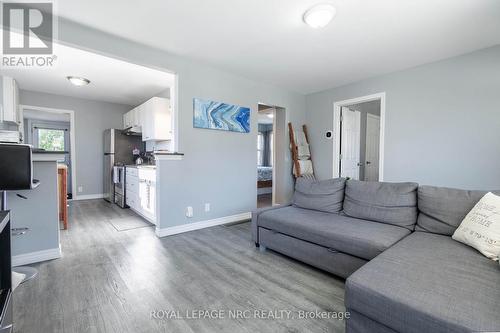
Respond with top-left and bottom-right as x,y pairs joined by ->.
125,165 -> 156,169
33,150 -> 69,154
152,152 -> 184,156
33,151 -> 67,162
153,152 -> 184,161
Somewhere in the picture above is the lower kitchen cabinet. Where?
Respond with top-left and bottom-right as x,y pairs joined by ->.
125,167 -> 156,225
139,179 -> 155,221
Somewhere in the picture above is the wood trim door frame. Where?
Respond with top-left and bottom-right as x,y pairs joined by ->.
332,92 -> 386,181
20,105 -> 77,198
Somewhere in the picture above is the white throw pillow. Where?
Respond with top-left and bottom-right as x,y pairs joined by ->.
452,192 -> 500,261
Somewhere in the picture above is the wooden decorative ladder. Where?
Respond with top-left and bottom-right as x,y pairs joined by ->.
288,123 -> 315,179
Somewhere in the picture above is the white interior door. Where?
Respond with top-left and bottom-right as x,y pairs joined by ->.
340,107 -> 361,180
365,113 -> 380,181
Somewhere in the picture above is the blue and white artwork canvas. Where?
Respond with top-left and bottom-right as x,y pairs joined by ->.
193,98 -> 250,133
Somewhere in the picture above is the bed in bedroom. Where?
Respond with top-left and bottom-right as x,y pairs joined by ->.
257,166 -> 273,188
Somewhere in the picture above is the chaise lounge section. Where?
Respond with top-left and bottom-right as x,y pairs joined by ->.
251,179 -> 500,332
252,178 -> 419,278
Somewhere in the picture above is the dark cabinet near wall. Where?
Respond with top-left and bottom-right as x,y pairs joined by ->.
0,211 -> 12,332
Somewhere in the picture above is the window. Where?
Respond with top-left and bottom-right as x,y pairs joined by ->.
37,128 -> 65,151
257,132 -> 264,166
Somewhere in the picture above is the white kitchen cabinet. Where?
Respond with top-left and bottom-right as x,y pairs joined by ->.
125,168 -> 139,210
125,167 -> 156,225
139,179 -> 155,221
125,191 -> 138,211
123,111 -> 132,129
131,107 -> 141,128
123,111 -> 130,129
140,97 -> 171,141
1,76 -> 20,124
123,97 -> 171,141
138,167 -> 156,221
123,107 -> 141,131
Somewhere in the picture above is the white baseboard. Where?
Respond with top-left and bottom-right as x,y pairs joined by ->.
74,193 -> 104,201
12,246 -> 62,267
156,212 -> 251,238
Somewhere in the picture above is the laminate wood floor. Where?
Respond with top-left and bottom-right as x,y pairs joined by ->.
14,200 -> 346,333
257,193 -> 273,208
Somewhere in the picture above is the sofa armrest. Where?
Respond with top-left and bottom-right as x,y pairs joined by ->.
251,203 -> 292,244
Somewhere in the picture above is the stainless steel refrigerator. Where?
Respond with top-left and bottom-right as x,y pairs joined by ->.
103,129 -> 142,203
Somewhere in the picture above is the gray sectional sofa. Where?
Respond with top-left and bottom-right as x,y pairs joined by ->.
251,178 -> 500,333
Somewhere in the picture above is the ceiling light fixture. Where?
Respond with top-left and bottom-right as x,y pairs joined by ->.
66,76 -> 90,86
267,113 -> 274,119
303,3 -> 336,28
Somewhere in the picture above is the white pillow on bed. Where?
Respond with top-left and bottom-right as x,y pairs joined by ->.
452,192 -> 500,261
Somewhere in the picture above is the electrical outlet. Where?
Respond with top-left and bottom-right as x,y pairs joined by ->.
204,203 -> 210,212
78,186 -> 83,193
186,206 -> 193,218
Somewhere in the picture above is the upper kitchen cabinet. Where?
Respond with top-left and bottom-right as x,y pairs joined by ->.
123,110 -> 132,129
123,107 -> 141,132
140,97 -> 171,141
1,76 -> 20,124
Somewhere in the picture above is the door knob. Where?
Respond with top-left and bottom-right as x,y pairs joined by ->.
366,161 -> 371,165
357,162 -> 364,167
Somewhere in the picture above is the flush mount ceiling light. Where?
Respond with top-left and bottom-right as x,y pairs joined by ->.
303,3 -> 336,28
66,76 -> 90,86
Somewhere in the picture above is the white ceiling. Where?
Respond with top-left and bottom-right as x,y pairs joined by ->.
0,41 -> 175,106
55,0 -> 500,94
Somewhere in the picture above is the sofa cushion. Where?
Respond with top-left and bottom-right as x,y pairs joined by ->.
257,206 -> 410,260
251,204 -> 291,244
292,177 -> 346,213
416,185 -> 500,236
343,180 -> 418,230
452,192 -> 500,261
345,232 -> 500,333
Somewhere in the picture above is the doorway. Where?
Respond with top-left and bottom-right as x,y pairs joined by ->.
333,93 -> 385,181
21,106 -> 76,198
256,103 -> 286,208
257,106 -> 274,208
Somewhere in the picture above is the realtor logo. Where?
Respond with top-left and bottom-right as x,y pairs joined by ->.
3,2 -> 53,54
1,1 -> 56,67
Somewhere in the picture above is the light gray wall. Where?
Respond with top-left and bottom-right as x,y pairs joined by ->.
156,66 -> 304,228
306,45 -> 500,190
20,90 -> 131,196
54,18 -> 305,228
9,161 -> 59,257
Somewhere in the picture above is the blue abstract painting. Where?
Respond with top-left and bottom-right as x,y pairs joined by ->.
193,98 -> 250,133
